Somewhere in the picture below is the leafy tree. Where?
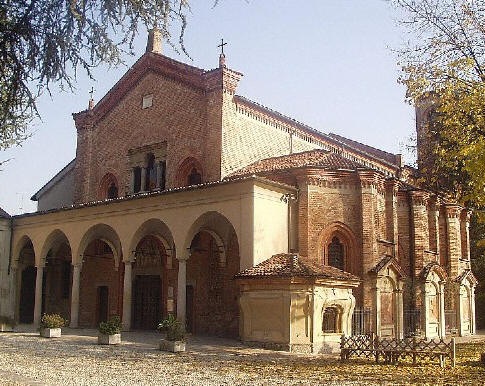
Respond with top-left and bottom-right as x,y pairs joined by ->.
392,0 -> 485,207
0,0 -> 191,151
393,0 -> 485,327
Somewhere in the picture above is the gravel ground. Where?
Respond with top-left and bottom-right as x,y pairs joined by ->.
0,328 -> 483,386
0,328 -> 340,386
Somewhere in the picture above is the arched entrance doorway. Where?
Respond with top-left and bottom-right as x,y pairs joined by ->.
184,211 -> 240,337
80,239 -> 120,326
41,232 -> 72,321
132,235 -> 166,330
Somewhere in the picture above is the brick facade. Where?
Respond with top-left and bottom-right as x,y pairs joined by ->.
10,43 -> 475,339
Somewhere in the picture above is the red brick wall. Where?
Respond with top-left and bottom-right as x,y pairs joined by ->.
79,255 -> 121,328
74,71 -> 222,204
186,231 -> 240,338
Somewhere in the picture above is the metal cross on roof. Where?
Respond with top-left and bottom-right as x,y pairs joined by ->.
217,38 -> 227,55
89,86 -> 95,99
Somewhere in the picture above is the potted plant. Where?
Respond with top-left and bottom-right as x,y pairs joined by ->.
158,314 -> 186,353
0,316 -> 16,332
40,313 -> 66,338
98,315 -> 121,345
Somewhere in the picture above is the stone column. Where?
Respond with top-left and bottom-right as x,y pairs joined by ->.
155,162 -> 162,189
141,167 -> 147,192
33,265 -> 44,325
69,264 -> 81,328
471,286 -> 476,334
395,288 -> 404,339
176,258 -> 188,324
422,283 -> 430,339
438,281 -> 446,338
122,260 -> 133,331
456,285 -> 463,336
130,168 -> 135,194
373,281 -> 381,336
9,268 -> 17,320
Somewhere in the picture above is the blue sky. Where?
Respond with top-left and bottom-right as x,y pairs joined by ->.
0,0 -> 415,215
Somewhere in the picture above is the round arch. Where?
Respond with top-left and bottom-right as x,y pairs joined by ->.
76,223 -> 122,266
39,229 -> 71,266
12,235 -> 35,269
183,211 -> 239,264
128,218 -> 175,264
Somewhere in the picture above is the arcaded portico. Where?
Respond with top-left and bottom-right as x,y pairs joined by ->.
11,177 -> 294,333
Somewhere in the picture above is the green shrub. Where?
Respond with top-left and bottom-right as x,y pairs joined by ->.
158,314 -> 185,342
99,316 -> 121,335
40,313 -> 66,329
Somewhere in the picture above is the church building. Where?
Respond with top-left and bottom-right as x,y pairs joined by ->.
0,30 -> 477,353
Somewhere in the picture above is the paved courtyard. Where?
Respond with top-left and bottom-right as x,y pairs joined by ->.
0,326 -> 484,385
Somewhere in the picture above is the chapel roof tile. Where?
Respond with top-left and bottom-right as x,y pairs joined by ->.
229,149 -> 368,177
235,253 -> 360,282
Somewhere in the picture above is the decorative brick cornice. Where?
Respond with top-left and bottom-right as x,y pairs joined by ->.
72,52 -> 243,128
409,190 -> 429,207
444,204 -> 462,218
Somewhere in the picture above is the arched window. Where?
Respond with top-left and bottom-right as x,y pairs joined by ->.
322,307 -> 341,333
328,236 -> 344,271
176,157 -> 203,187
99,173 -> 119,200
107,182 -> 118,199
188,167 -> 202,185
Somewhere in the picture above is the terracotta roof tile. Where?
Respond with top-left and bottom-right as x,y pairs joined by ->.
230,149 -> 368,177
235,253 -> 360,281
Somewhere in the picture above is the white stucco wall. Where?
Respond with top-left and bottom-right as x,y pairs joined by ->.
37,168 -> 74,211
0,217 -> 14,318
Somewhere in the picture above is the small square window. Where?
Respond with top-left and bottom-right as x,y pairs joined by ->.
142,94 -> 153,109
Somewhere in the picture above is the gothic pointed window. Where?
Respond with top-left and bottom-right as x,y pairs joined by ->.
188,168 -> 202,185
107,182 -> 118,199
328,236 -> 344,271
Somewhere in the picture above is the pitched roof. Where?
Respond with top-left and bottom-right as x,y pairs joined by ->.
31,159 -> 76,201
0,207 -> 11,219
234,96 -> 402,172
327,133 -> 399,165
230,149 -> 368,177
235,253 -> 360,282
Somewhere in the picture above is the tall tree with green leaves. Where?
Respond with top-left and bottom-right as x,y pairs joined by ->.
393,0 -> 485,207
393,0 -> 485,327
0,0 -> 191,151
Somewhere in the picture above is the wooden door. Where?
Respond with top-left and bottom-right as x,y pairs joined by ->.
97,286 -> 109,324
133,275 -> 161,330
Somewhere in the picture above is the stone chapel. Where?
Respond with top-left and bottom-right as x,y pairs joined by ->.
0,30 -> 477,353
